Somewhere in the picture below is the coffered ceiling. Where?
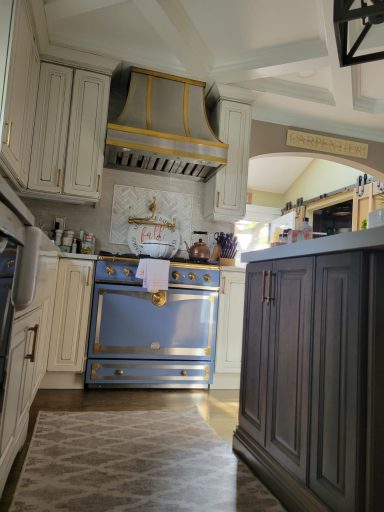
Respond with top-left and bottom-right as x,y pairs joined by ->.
32,0 -> 384,142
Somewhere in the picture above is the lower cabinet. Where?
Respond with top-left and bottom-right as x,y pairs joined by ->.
212,269 -> 245,388
234,250 -> 380,512
0,306 -> 42,493
47,258 -> 93,372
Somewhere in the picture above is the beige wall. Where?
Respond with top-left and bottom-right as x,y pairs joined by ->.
249,120 -> 384,179
283,159 -> 364,204
23,168 -> 232,254
248,189 -> 284,208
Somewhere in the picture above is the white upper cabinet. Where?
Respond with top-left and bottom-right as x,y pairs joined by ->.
28,63 -> 73,194
204,97 -> 252,223
63,70 -> 110,199
0,0 -> 39,188
28,65 -> 110,201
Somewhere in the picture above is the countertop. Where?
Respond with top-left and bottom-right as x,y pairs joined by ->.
59,253 -> 98,260
241,226 -> 384,263
219,265 -> 246,272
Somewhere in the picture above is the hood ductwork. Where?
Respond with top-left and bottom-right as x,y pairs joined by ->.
105,67 -> 228,181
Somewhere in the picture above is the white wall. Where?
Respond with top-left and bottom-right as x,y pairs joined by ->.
23,168 -> 233,254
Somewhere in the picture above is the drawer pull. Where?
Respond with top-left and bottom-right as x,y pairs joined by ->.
115,369 -> 124,376
150,341 -> 160,350
25,325 -> 39,363
180,370 -> 188,376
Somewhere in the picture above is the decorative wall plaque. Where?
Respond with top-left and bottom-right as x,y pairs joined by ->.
286,129 -> 369,160
110,185 -> 193,253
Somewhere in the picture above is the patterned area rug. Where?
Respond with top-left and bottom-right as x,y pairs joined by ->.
10,409 -> 285,512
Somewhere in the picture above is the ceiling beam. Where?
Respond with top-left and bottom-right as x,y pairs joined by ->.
317,0 -> 354,110
133,0 -> 213,78
209,39 -> 330,83
44,0 -> 127,23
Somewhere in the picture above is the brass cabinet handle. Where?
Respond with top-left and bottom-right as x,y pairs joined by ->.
261,270 -> 267,302
180,370 -> 188,376
86,267 -> 91,286
97,174 -> 101,193
25,324 -> 39,362
221,276 -> 226,294
56,169 -> 62,188
216,191 -> 220,208
4,121 -> 12,147
115,369 -> 124,376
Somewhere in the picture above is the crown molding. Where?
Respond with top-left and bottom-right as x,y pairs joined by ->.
206,84 -> 256,108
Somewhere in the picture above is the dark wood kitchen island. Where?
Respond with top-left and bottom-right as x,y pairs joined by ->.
234,226 -> 384,512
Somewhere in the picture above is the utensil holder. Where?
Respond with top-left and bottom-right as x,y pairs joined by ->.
219,257 -> 235,266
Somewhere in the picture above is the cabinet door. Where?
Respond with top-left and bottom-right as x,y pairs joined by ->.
47,259 -> 93,372
238,262 -> 271,445
266,257 -> 313,483
0,0 -> 39,187
204,100 -> 251,222
63,70 -> 109,199
31,259 -> 58,398
215,270 -> 245,372
310,252 -> 366,512
28,63 -> 73,194
0,307 -> 41,456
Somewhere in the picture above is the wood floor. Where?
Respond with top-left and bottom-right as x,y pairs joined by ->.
0,388 -> 239,511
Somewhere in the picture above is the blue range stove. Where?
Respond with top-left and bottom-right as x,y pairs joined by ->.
85,256 -> 220,388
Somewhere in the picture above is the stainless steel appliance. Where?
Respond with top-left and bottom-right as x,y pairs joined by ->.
0,176 -> 32,427
85,255 -> 220,388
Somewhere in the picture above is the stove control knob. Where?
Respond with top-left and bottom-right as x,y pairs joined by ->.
172,271 -> 180,280
106,266 -> 115,275
188,272 -> 197,281
203,274 -> 211,282
123,268 -> 132,277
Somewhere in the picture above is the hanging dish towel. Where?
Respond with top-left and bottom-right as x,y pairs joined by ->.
136,259 -> 170,293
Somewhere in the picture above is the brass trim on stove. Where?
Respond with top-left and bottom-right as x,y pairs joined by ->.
97,255 -> 219,271
92,289 -> 215,356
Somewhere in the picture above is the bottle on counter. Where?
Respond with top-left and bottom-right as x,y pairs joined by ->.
298,217 -> 313,241
71,239 -> 77,253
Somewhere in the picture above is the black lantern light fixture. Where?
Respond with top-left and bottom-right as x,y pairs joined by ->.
334,0 -> 384,66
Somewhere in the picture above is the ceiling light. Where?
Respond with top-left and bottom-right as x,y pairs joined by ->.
334,0 -> 384,66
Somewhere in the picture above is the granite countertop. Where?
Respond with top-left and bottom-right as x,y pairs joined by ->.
59,253 -> 98,261
241,226 -> 384,263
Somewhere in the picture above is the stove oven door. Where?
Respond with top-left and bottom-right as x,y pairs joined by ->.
88,284 -> 218,361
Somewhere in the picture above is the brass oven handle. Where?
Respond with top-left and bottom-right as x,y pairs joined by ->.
25,324 -> 39,362
265,271 -> 274,304
56,169 -> 62,188
261,270 -> 267,302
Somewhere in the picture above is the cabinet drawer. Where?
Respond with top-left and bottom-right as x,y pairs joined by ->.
86,359 -> 212,386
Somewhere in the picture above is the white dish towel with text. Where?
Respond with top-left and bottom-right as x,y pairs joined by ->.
136,258 -> 170,293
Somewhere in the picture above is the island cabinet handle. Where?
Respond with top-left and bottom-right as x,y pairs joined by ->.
261,270 -> 267,302
265,271 -> 275,304
25,325 -> 39,363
